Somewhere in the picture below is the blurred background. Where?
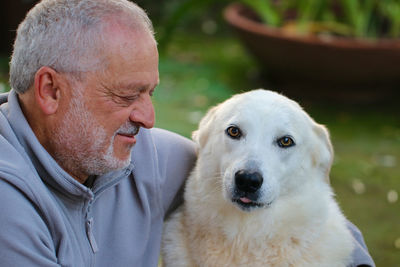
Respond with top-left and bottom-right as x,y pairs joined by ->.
1,1 -> 399,266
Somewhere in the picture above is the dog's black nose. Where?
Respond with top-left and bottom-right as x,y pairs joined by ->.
235,170 -> 263,193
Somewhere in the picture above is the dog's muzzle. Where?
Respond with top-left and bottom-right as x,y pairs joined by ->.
232,170 -> 265,211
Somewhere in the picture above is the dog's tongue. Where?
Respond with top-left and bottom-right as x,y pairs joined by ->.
240,197 -> 252,204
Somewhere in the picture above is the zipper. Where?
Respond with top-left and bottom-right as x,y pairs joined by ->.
86,218 -> 99,253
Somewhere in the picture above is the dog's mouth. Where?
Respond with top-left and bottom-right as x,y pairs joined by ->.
232,197 -> 266,211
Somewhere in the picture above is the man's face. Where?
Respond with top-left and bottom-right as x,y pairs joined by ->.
51,27 -> 159,180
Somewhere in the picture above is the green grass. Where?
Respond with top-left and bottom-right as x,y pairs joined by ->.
327,110 -> 400,265
154,32 -> 400,266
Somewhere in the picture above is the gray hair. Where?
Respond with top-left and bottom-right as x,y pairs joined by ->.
10,0 -> 154,94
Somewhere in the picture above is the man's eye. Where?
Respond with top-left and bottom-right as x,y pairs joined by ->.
113,94 -> 139,105
121,95 -> 139,102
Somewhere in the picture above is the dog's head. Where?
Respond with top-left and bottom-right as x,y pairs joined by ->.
192,89 -> 333,212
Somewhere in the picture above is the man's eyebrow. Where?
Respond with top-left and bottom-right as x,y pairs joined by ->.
101,81 -> 157,94
116,82 -> 145,91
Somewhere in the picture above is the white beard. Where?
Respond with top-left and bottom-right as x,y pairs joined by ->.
51,91 -> 135,178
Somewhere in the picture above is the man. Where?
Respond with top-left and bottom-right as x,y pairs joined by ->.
0,0 -> 195,266
0,0 -> 374,266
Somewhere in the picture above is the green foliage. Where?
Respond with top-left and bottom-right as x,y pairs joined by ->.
242,0 -> 400,38
157,0 -> 400,51
241,0 -> 281,26
0,56 -> 9,93
156,0 -> 232,52
379,0 -> 400,38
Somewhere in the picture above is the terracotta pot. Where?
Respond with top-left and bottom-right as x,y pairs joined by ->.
223,3 -> 400,94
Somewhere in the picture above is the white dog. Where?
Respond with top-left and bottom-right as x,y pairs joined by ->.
162,89 -> 354,267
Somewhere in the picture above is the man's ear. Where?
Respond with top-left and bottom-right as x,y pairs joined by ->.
33,66 -> 62,115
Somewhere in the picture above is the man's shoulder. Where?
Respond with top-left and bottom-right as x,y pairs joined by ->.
0,117 -> 30,174
0,118 -> 42,201
149,128 -> 196,163
149,128 -> 195,150
0,137 -> 44,202
132,127 -> 196,173
0,138 -> 48,227
0,137 -> 29,178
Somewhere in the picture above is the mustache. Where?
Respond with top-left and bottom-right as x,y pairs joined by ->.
116,122 -> 140,136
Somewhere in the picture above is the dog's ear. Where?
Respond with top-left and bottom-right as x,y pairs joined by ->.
192,106 -> 218,149
311,123 -> 334,183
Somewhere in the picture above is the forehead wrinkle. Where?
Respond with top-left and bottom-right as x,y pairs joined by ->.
101,80 -> 145,93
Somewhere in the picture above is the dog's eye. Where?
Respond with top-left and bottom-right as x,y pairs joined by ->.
277,136 -> 295,148
226,126 -> 242,139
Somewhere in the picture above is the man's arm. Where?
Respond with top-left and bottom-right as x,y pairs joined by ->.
150,128 -> 196,217
347,221 -> 375,267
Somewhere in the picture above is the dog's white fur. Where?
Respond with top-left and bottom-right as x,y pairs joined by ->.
162,89 -> 354,267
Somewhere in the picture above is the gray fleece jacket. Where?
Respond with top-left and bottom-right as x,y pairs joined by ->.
0,91 -> 374,267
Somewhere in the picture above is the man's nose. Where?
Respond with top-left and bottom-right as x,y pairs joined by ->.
129,94 -> 155,129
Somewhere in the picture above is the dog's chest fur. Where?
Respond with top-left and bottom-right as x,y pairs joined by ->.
163,200 -> 353,267
184,218 -> 315,267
